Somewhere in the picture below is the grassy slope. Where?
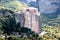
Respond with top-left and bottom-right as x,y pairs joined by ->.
0,0 -> 28,11
41,13 -> 60,26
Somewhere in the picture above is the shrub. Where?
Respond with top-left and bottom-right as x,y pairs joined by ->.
0,38 -> 4,40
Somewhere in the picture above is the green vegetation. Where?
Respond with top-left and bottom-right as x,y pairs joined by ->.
0,0 -> 60,40
0,9 -> 39,40
40,13 -> 60,40
38,24 -> 60,40
41,13 -> 60,26
0,0 -> 28,11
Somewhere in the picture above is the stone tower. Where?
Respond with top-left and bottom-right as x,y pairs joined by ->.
15,7 -> 42,34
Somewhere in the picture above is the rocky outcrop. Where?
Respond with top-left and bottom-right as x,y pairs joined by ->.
15,11 -> 25,27
0,9 -> 14,17
15,7 -> 42,34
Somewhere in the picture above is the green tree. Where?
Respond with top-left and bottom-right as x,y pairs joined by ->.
1,15 -> 17,35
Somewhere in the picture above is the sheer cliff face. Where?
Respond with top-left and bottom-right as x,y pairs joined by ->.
15,7 -> 42,33
15,11 -> 25,27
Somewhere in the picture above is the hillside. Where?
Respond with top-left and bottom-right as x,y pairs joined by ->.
0,0 -> 60,40
0,0 -> 28,11
41,13 -> 60,27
